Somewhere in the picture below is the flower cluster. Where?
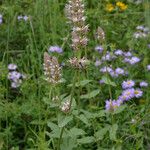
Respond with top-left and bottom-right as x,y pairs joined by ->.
68,57 -> 89,69
116,2 -> 128,10
48,46 -> 63,53
18,15 -> 29,21
43,52 -> 62,84
100,66 -> 125,78
106,2 -> 127,12
65,0 -> 88,50
0,14 -> 2,24
105,79 -> 146,112
133,25 -> 150,39
61,100 -> 70,113
7,64 -> 25,88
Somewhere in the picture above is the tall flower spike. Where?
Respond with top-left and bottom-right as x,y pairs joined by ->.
43,52 -> 62,84
65,0 -> 89,51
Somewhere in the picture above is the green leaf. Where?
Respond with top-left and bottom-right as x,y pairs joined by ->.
58,115 -> 73,128
113,104 -> 127,115
47,122 -> 59,131
109,124 -> 118,141
76,114 -> 91,126
77,136 -> 95,144
95,126 -> 109,140
80,89 -> 100,99
61,137 -> 77,150
102,76 -> 116,87
69,128 -> 86,137
68,80 -> 92,87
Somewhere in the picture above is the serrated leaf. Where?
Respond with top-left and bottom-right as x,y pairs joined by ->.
61,137 -> 77,150
95,126 -> 109,140
102,76 -> 116,87
77,136 -> 95,144
47,122 -> 59,131
80,89 -> 100,99
109,124 -> 118,141
69,128 -> 86,137
77,114 -> 90,126
58,115 -> 73,128
68,80 -> 92,87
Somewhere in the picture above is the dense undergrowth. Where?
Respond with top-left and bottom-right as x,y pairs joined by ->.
0,0 -> 150,149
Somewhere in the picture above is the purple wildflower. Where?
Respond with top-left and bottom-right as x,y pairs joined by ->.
136,25 -> 144,31
147,65 -> 150,71
8,64 -> 17,71
95,60 -> 102,67
121,88 -> 135,101
122,80 -> 135,89
105,99 -> 121,112
140,81 -> 148,87
8,71 -> 22,80
114,49 -> 123,56
48,46 -> 63,53
95,45 -> 104,53
129,56 -> 140,65
18,16 -> 23,20
124,52 -> 132,57
23,16 -> 28,21
115,68 -> 125,75
100,66 -> 113,73
99,79 -> 104,84
0,14 -> 2,24
102,52 -> 115,61
148,44 -> 150,49
110,71 -> 118,78
134,89 -> 143,98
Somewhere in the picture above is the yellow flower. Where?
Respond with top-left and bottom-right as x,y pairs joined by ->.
106,3 -> 115,12
116,2 -> 127,11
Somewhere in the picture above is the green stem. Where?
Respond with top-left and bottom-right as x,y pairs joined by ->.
58,127 -> 65,150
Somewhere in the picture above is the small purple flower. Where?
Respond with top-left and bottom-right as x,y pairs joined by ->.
102,52 -> 115,61
114,49 -> 123,56
8,71 -> 22,80
134,89 -> 143,98
121,88 -> 135,101
100,66 -> 113,73
122,80 -> 135,89
140,81 -> 148,87
136,25 -> 144,31
105,99 -> 121,112
0,14 -> 2,24
124,52 -> 132,57
110,71 -> 118,78
23,16 -> 28,21
95,45 -> 104,53
95,60 -> 102,67
129,56 -> 140,65
148,44 -> 150,49
147,65 -> 150,71
115,68 -> 124,75
18,15 -> 23,20
48,46 -> 63,53
123,57 -> 130,63
8,64 -> 17,71
99,79 -> 104,84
